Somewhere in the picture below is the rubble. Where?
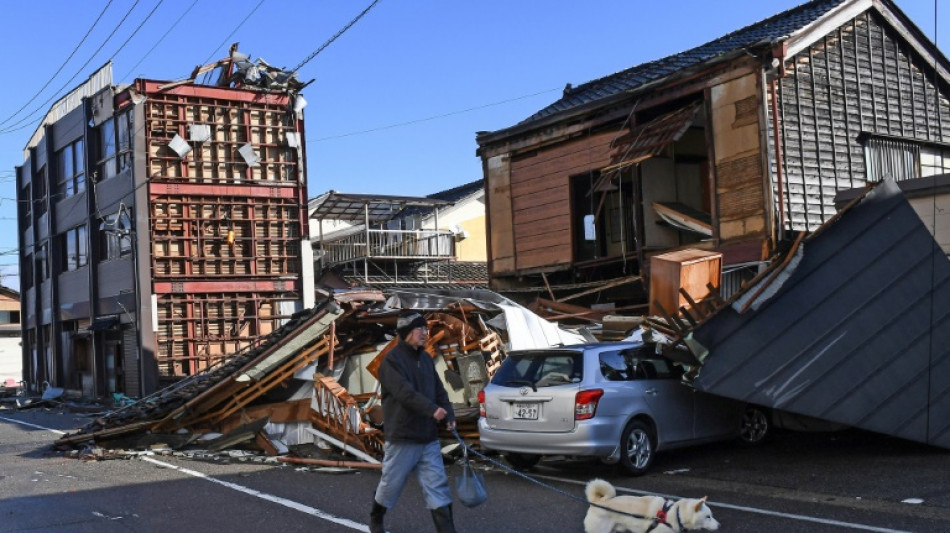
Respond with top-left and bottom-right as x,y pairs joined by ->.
54,287 -> 587,463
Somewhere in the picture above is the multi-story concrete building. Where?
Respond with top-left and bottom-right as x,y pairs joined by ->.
16,56 -> 314,399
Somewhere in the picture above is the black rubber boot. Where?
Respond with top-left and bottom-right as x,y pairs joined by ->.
430,504 -> 457,533
370,500 -> 386,533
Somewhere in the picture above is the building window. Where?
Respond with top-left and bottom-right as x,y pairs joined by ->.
99,210 -> 132,261
117,111 -> 134,173
864,135 -> 950,182
21,183 -> 31,221
22,253 -> 33,289
60,226 -> 88,272
920,146 -> 950,177
56,138 -> 86,198
35,165 -> 47,217
35,242 -> 49,282
97,110 -> 132,181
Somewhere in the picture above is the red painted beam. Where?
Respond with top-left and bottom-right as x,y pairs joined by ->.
153,279 -> 300,293
135,79 -> 292,106
148,182 -> 300,199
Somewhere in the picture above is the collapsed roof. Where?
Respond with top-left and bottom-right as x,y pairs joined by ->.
686,180 -> 950,448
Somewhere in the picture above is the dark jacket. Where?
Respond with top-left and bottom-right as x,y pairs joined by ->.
378,339 -> 455,443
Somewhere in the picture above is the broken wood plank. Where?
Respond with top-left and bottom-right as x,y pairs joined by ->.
558,275 -> 641,303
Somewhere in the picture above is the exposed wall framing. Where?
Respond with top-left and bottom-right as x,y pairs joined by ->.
154,291 -> 298,377
140,81 -> 307,381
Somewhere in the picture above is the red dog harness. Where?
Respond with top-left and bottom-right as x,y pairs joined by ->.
646,499 -> 676,532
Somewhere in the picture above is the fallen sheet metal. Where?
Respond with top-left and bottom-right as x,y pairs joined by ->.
689,180 -> 950,448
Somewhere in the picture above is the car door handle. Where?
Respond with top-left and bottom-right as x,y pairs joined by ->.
645,388 -> 657,396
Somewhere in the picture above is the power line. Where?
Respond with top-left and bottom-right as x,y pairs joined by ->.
108,0 -> 165,64
0,0 -> 143,135
200,0 -> 265,66
0,0 -> 115,128
311,87 -> 560,142
118,0 -> 199,83
289,0 -> 382,74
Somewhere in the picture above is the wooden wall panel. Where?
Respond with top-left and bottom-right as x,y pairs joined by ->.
486,155 -> 515,274
509,131 -> 615,271
711,73 -> 768,242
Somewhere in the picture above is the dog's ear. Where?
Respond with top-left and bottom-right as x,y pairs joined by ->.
694,497 -> 707,512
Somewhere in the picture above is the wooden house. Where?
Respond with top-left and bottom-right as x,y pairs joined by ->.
476,0 -> 950,307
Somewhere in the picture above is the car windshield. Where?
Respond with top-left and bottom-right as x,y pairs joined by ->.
491,350 -> 583,388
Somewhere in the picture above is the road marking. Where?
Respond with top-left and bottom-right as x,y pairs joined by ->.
142,456 -> 369,532
4,415 -> 915,533
1,415 -> 369,532
534,474 -> 914,533
0,415 -> 66,434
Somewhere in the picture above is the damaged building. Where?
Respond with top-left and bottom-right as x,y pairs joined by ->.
475,0 -> 950,311
309,179 -> 488,288
15,49 -> 314,400
53,287 -> 585,460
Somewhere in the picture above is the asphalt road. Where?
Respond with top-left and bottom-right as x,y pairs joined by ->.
1,405 -> 949,532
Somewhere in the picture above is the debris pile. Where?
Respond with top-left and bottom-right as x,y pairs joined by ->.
54,288 -> 588,464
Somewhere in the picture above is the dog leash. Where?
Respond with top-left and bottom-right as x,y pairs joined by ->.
449,427 -> 673,526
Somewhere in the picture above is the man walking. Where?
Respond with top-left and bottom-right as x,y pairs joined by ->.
370,311 -> 457,533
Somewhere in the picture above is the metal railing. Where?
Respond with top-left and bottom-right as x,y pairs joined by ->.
320,228 -> 455,265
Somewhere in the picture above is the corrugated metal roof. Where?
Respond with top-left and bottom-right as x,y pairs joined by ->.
519,0 -> 847,126
690,180 -> 950,448
310,192 -> 452,223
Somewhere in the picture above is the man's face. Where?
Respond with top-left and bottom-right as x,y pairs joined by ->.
406,325 -> 428,348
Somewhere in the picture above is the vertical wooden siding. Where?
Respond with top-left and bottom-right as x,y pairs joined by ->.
509,131 -> 616,271
772,11 -> 950,232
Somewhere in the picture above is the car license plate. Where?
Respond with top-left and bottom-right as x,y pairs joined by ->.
512,403 -> 539,420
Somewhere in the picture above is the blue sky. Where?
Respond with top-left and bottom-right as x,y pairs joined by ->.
0,0 -> 945,288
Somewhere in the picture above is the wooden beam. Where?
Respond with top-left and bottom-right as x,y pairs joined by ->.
558,275 -> 641,303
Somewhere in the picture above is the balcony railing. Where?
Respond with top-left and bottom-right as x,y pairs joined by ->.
320,228 -> 455,266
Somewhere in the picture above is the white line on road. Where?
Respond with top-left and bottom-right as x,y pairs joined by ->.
0,415 -> 66,434
141,456 -> 369,532
3,415 -> 917,533
1,415 -> 369,532
534,474 -> 915,533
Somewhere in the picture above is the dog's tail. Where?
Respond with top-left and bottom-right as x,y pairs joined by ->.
585,478 -> 616,503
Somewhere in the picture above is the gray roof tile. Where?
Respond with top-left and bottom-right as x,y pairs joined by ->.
521,0 -> 848,125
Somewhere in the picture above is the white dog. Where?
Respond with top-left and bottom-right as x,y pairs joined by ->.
583,479 -> 720,533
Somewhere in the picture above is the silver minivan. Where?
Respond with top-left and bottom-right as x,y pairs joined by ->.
477,342 -> 768,475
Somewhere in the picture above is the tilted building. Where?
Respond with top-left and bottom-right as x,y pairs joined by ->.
16,54 -> 314,398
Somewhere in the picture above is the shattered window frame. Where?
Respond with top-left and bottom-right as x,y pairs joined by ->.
98,211 -> 132,262
56,138 -> 86,198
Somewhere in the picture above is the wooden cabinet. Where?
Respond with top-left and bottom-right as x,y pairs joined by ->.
649,249 -> 722,317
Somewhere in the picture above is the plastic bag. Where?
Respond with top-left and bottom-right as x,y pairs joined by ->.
455,448 -> 487,508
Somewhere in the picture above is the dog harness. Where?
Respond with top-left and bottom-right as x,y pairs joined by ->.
645,499 -> 676,532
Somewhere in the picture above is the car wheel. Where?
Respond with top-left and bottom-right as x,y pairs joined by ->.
738,406 -> 770,446
504,452 -> 541,470
619,419 -> 655,476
